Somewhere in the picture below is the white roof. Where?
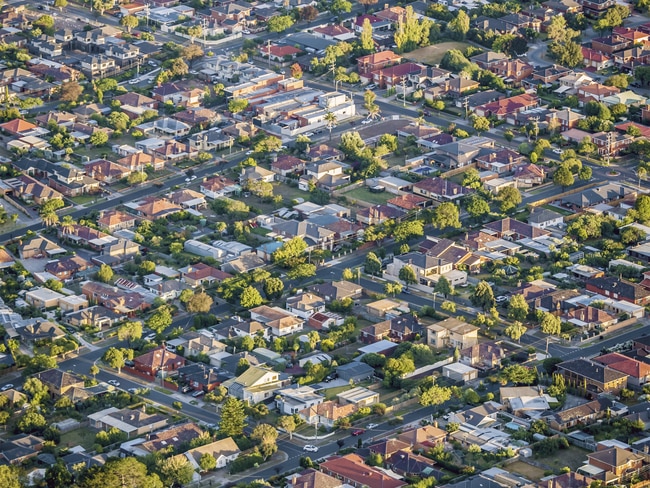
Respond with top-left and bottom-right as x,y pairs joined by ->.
443,362 -> 478,374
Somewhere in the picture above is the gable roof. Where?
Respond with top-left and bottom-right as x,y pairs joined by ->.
558,358 -> 629,384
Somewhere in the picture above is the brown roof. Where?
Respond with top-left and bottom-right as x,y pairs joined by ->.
483,217 -> 550,239
134,346 -> 184,371
97,210 -> 136,228
387,193 -> 429,210
320,454 -> 407,488
0,118 -> 36,134
588,447 -> 644,468
182,263 -> 231,281
136,197 -> 182,219
300,400 -> 356,421
357,50 -> 402,66
114,92 -> 156,107
290,469 -> 342,488
117,152 -> 165,170
594,352 -> 650,379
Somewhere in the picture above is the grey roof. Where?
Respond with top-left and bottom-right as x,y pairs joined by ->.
527,207 -> 564,224
279,32 -> 335,52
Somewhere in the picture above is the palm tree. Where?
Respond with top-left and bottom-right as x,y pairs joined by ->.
60,215 -> 75,236
367,103 -> 381,120
42,211 -> 59,227
324,111 -> 337,141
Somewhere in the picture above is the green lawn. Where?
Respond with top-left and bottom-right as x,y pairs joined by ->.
406,42 -> 472,65
534,445 -> 589,470
60,428 -> 96,451
541,204 -> 573,216
344,187 -> 394,206
323,385 -> 354,400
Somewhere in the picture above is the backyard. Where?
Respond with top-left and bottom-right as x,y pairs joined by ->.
534,445 -> 589,471
505,461 -> 547,482
405,42 -> 472,66
344,187 -> 394,206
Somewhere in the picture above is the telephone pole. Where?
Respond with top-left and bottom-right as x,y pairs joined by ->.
267,39 -> 272,68
462,97 -> 469,119
330,61 -> 337,89
401,77 -> 407,107
606,131 -> 614,166
531,116 -> 539,141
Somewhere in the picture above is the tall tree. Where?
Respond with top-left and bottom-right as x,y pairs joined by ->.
540,312 -> 561,335
434,276 -> 453,298
277,415 -> 297,440
364,252 -> 382,275
553,164 -> 574,190
360,18 -> 375,52
146,306 -> 173,334
432,202 -> 461,229
117,321 -> 142,346
504,321 -> 526,342
240,286 -> 263,309
0,465 -> 22,488
471,281 -> 496,311
96,264 -> 113,283
158,456 -> 194,487
219,397 -> 247,437
324,111 -> 338,141
507,294 -> 529,321
78,457 -> 162,488
398,265 -> 418,288
187,292 -> 213,313
103,347 -> 125,373
498,186 -> 522,213
120,14 -> 139,33
447,9 -> 470,40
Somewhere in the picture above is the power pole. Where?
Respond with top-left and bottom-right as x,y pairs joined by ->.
462,97 -> 469,119
401,77 -> 407,107
330,61 -> 336,89
606,131 -> 614,166
267,39 -> 272,68
531,116 -> 539,141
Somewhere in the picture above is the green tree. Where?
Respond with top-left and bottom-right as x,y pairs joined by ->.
263,277 -> 284,300
117,321 -> 142,346
434,276 -> 453,298
432,202 -> 461,229
89,131 -> 109,147
186,24 -> 203,44
158,456 -> 194,488
399,265 -> 418,288
498,186 -> 522,213
103,347 -> 125,373
465,195 -> 490,220
60,80 -> 83,102
228,98 -> 249,114
77,457 -> 162,488
18,409 -> 47,433
240,286 -> 263,309
578,166 -> 593,181
605,74 -> 631,89
108,111 -> 130,132
219,397 -> 247,436
502,364 -> 536,385
342,268 -> 354,281
187,292 -> 213,313
360,18 -> 375,52
120,14 -> 139,33
464,388 -> 480,404
540,312 -> 561,335
45,460 -> 72,488
441,301 -> 456,313
365,252 -> 382,275
447,9 -> 470,40
419,384 -> 452,406
147,306 -> 173,334
273,236 -> 308,267
268,15 -> 295,33
24,377 -> 49,405
90,364 -> 100,378
0,465 -> 22,488
471,281 -> 496,311
277,415 -> 297,440
199,453 -> 217,472
96,264 -> 113,283
504,321 -> 526,342
471,115 -> 490,135
330,0 -> 352,15
251,423 -> 279,460
553,164 -> 574,190
507,294 -> 529,321
393,220 -> 424,242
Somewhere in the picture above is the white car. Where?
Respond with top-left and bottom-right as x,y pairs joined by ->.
190,175 -> 197,180
246,150 -> 254,155
144,333 -> 156,342
361,119 -> 372,125
552,148 -> 564,155
129,79 -> 139,85
243,29 -> 251,34
304,132 -> 314,137
107,380 -> 120,387
495,296 -> 508,303
367,423 -> 379,429
185,177 -> 191,182
0,384 -> 13,391
303,445 -> 319,452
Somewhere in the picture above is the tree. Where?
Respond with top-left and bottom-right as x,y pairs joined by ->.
636,194 -> 650,222
219,397 -> 247,436
471,281 -> 496,311
287,263 -> 316,280
117,321 -> 142,346
578,166 -> 592,181
96,264 -> 113,283
384,282 -> 403,297
432,202 -> 461,229
393,6 -> 433,52
187,292 -> 213,313
90,364 -> 100,378
359,0 -> 378,13
78,457 -> 162,488
300,5 -> 319,22
273,236 -> 308,267
365,252 -> 382,275
89,131 -> 109,147
60,81 -> 82,102
158,456 -> 194,488
252,423 -> 278,447
393,220 -> 424,242
342,268 -> 354,281
108,111 -> 130,132
504,321 -> 526,342
553,164 -> 574,190
447,9 -> 470,40
360,18 -> 375,52
147,306 -> 173,334
263,277 -> 284,300
197,452 -> 217,473
0,465 -> 21,488
605,74 -> 631,89
240,286 -> 263,309
268,15 -> 294,33
277,415 -> 297,440
498,186 -> 522,213
434,276 -> 453,298
120,14 -> 139,33
399,265 -> 418,288
419,384 -> 452,406
45,460 -> 72,488
549,41 -> 583,68
464,388 -> 480,404
507,294 -> 529,321
441,301 -> 456,313
471,115 -> 490,135
330,0 -> 352,16
103,347 -> 125,373
228,98 -> 249,114
186,24 -> 203,44
465,195 -> 490,220
24,378 -> 49,405
502,364 -> 536,385
540,312 -> 561,335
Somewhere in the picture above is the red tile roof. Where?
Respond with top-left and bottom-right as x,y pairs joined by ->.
320,454 -> 407,488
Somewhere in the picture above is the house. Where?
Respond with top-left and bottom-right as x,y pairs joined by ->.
586,277 -> 650,305
249,305 -> 303,337
546,108 -> 585,131
474,93 -> 540,120
222,366 -> 289,404
88,407 -> 168,439
336,362 -> 375,383
594,353 -> 650,389
117,152 -> 166,172
442,362 -> 479,383
308,281 -> 362,302
311,24 -> 355,42
24,288 -> 64,309
123,422 -> 205,457
33,369 -> 84,397
66,305 -> 123,330
460,342 -> 506,370
84,159 -> 131,183
387,450 -> 443,479
429,138 -> 495,169
133,197 -> 183,220
365,62 -> 426,90
369,439 -> 411,458
308,311 -> 345,330
133,346 -> 185,377
557,358 -> 629,395
449,402 -> 502,433
586,447 -> 644,479
275,386 -> 324,415
560,183 -> 634,210
527,207 -> 564,229
360,315 -> 422,343
199,176 -> 240,200
397,425 -> 447,450
475,148 -> 527,174
183,332 -> 226,358
386,252 -> 453,287
299,400 -> 357,429
513,163 -> 546,189
356,205 -> 405,226
470,51 -> 509,70
356,51 -> 403,76
259,44 -> 302,62
288,469 -> 344,488
273,220 -> 336,250
413,177 -> 472,201
0,435 -> 43,465
271,155 -> 306,178
97,210 -> 137,232
337,386 -> 379,407
427,318 -> 479,349
15,175 -> 64,205
179,263 -> 231,288
483,217 -> 550,240
582,47 -> 614,70
44,255 -> 92,281
500,386 -> 554,414
578,83 -> 620,104
490,59 -> 535,85
546,398 -> 611,431
182,437 -> 240,471
319,454 -> 407,488
177,363 -> 222,393
286,293 -> 325,319
426,78 -> 479,100
565,306 -> 618,330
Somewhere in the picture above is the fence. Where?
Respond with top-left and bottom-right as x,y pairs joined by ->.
439,163 -> 477,179
528,181 -> 601,207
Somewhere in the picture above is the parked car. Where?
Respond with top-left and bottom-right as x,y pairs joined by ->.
246,150 -> 254,155
107,380 -> 120,387
552,148 -> 563,155
361,119 -> 372,125
352,429 -> 364,436
303,445 -> 318,452
0,384 -> 13,391
366,84 -> 377,90
128,387 -> 139,394
367,423 -> 378,429
144,333 -> 156,342
495,296 -> 509,303
125,360 -> 135,367
192,390 -> 205,397
181,386 -> 192,394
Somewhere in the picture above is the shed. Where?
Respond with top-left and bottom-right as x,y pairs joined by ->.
336,362 -> 375,383
442,362 -> 478,384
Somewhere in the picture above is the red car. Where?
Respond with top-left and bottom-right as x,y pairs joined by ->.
351,429 -> 364,436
